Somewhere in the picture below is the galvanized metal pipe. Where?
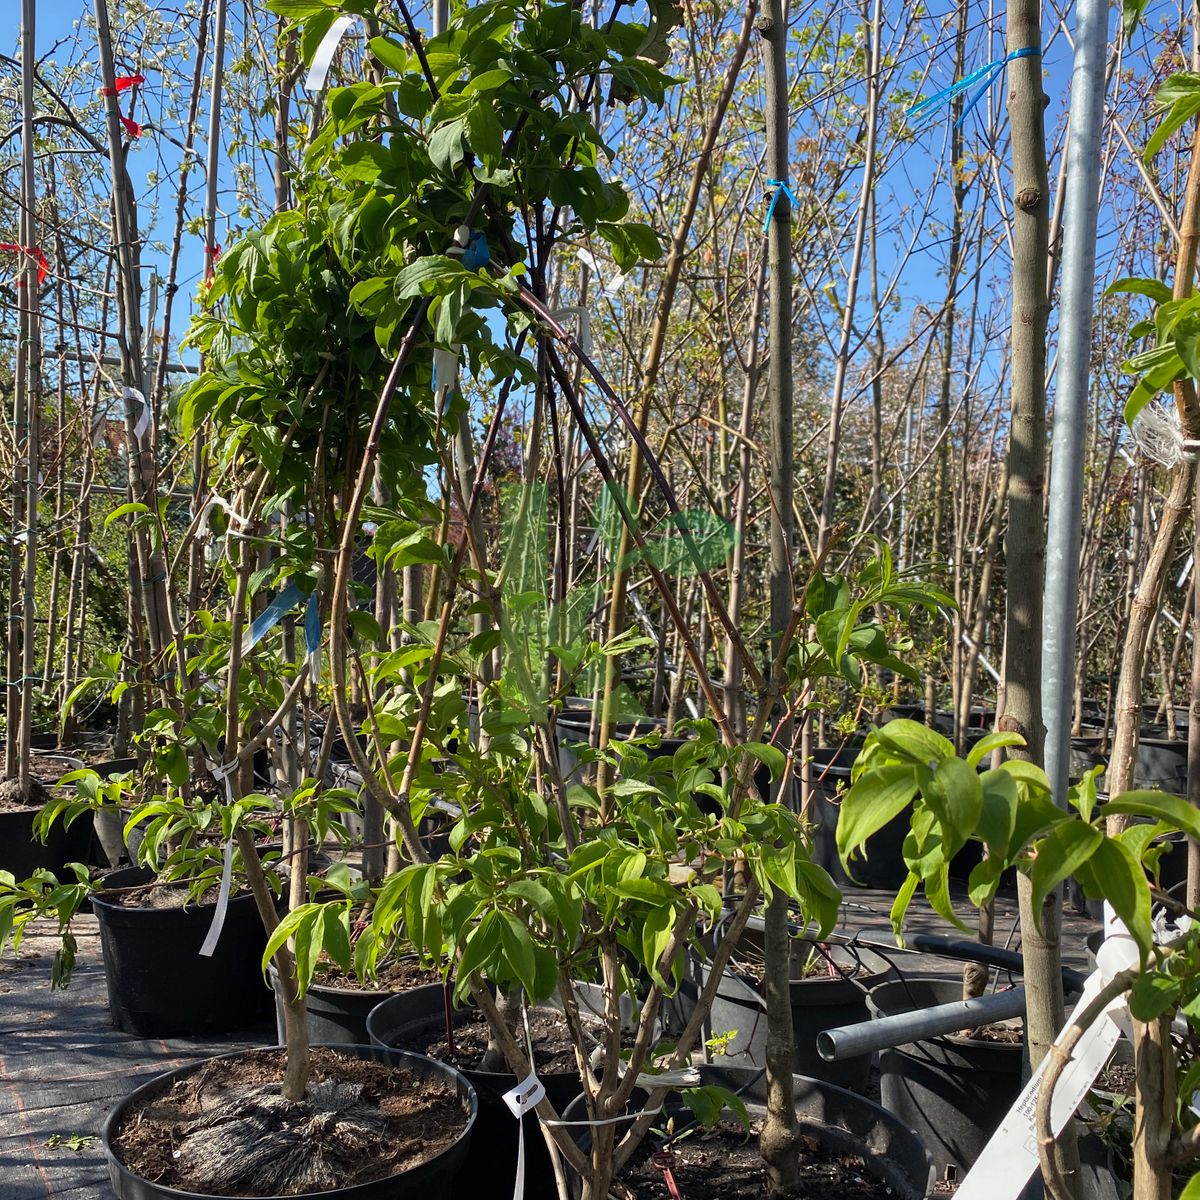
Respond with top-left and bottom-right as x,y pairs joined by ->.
1041,0 -> 1110,807
817,986 -> 1027,1062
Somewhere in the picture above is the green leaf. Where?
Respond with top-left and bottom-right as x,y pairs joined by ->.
498,911 -> 538,998
267,0 -> 338,17
836,764 -> 918,874
976,769 -> 1018,858
1030,821 -> 1102,920
465,97 -> 505,169
394,255 -> 472,301
320,904 -> 352,972
889,871 -> 919,941
1123,351 -> 1186,426
429,119 -> 467,173
1145,91 -> 1200,164
367,34 -> 409,73
1179,1173 -> 1200,1200
923,757 -> 982,859
681,1085 -> 749,1131
966,732 -> 1024,769
1130,971 -> 1181,1022
1087,837 -> 1152,958
1176,310 -> 1200,381
104,502 -> 150,530
925,862 -> 969,934
871,719 -> 955,766
1103,791 -> 1200,843
1106,276 -> 1173,304
743,741 -> 785,783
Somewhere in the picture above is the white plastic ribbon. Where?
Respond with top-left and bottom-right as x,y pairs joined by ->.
125,386 -> 151,440
954,906 -> 1138,1200
551,306 -> 592,355
305,15 -> 356,92
576,248 -> 628,296
432,346 -> 461,410
199,759 -> 239,959
502,1074 -> 547,1200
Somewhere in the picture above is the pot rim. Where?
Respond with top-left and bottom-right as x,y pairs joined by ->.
101,1042 -> 478,1200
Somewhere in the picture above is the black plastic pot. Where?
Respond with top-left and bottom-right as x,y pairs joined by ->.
102,1043 -> 477,1200
91,866 -> 275,1037
564,1063 -> 935,1199
807,745 -> 910,889
0,803 -> 93,881
268,962 -> 423,1046
693,932 -> 892,1092
880,704 -> 954,735
367,986 -> 589,1200
868,976 -> 1023,1176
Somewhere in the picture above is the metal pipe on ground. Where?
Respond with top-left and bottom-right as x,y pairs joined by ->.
817,986 -> 1027,1062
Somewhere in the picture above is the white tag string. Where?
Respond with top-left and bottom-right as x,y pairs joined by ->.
1131,403 -> 1200,468
305,15 -> 356,92
502,1074 -> 547,1200
199,759 -> 239,958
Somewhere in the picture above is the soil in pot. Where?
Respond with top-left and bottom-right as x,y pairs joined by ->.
406,1004 -> 580,1073
107,1046 -> 471,1197
566,1064 -> 934,1200
369,988 -> 611,1200
622,1121 -> 896,1200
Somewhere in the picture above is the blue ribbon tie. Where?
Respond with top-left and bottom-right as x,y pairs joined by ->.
908,46 -> 1040,127
242,582 -> 307,653
462,230 -> 491,269
763,178 -> 800,233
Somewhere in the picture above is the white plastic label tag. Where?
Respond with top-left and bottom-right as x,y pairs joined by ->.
502,1074 -> 546,1200
956,911 -> 1138,1200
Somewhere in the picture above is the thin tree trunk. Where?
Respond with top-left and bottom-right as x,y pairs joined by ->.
758,0 -> 798,1186
1003,2 -> 1080,1192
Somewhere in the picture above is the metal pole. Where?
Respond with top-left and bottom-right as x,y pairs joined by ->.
818,988 -> 1028,1062
1042,0 -> 1110,807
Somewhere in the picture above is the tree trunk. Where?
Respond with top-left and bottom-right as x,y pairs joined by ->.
758,0 -> 797,1187
1003,1 -> 1081,1192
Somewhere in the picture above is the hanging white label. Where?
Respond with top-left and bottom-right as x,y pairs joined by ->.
198,836 -> 235,958
125,386 -> 151,440
502,1074 -> 546,1200
305,15 -> 356,92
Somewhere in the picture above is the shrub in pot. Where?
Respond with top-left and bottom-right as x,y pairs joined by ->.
296,663 -> 844,1200
836,719 -> 1200,1193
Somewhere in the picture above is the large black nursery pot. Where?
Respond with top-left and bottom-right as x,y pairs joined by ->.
367,984 -> 612,1200
102,1044 -> 477,1200
563,1063 -> 935,1200
807,745 -> 910,889
91,866 -> 275,1037
0,753 -> 93,879
686,923 -> 892,1092
867,976 -> 1023,1179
